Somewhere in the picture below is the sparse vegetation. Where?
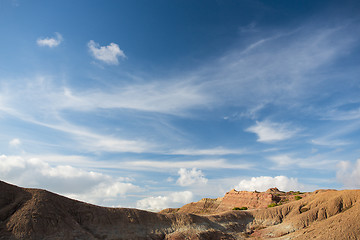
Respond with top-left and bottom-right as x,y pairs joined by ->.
268,203 -> 280,208
295,196 -> 302,200
233,207 -> 248,210
300,207 -> 309,213
291,191 -> 305,195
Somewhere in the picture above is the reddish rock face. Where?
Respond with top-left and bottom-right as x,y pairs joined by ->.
164,188 -> 310,215
3,181 -> 359,240
216,189 -> 275,212
164,189 -> 278,215
177,197 -> 223,215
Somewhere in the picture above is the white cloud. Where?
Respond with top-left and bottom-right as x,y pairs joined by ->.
269,155 -> 296,167
336,159 -> 360,188
170,147 -> 245,156
59,81 -> 209,115
66,181 -> 140,205
323,106 -> 360,121
136,191 -> 193,211
235,175 -> 304,192
1,75 -> 209,117
119,159 -> 252,171
310,121 -> 360,147
77,130 -> 152,153
0,155 -> 140,205
201,25 -> 356,113
3,111 -> 155,153
88,40 -> 126,65
21,155 -> 251,173
311,139 -> 350,147
37,32 -> 63,48
9,138 -> 21,147
268,154 -> 338,170
246,121 -> 299,142
176,168 -> 208,186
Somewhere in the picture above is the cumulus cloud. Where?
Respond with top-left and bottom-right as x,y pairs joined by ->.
336,159 -> 360,188
246,121 -> 299,142
176,168 -> 208,186
88,40 -> 126,65
235,175 -> 304,192
136,191 -> 193,211
9,138 -> 21,147
37,32 -> 63,48
0,155 -> 140,205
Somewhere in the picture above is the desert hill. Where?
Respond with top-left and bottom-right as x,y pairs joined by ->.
1,180 -> 360,239
160,188 -> 310,215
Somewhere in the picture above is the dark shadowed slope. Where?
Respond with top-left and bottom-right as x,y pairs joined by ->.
0,181 -> 252,239
1,180 -> 360,239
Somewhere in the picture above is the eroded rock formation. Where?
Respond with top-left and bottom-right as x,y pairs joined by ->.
1,180 -> 359,239
163,187 -> 310,215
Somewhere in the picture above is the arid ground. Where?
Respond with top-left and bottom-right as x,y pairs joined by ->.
1,180 -> 359,239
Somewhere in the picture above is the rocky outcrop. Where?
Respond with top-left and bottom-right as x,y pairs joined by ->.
216,189 -> 276,211
249,189 -> 360,239
1,180 -> 359,239
176,197 -> 223,215
162,188 -> 310,215
0,181 -> 253,240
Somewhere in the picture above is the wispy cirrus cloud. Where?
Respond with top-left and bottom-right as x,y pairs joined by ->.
88,40 -> 126,65
200,23 -> 358,113
1,106 -> 155,153
60,81 -> 210,115
311,139 -> 350,147
118,159 -> 253,171
323,106 -> 360,121
1,20 -> 359,165
268,154 -> 338,170
0,74 -> 210,117
170,147 -> 245,156
310,121 -> 360,148
37,32 -> 63,48
6,24 -> 359,120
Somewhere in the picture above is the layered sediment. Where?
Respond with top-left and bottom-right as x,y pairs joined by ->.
1,180 -> 359,240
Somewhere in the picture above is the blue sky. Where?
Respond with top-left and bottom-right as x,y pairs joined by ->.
1,0 -> 360,210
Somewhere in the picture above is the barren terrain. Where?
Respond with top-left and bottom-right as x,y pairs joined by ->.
1,180 -> 359,239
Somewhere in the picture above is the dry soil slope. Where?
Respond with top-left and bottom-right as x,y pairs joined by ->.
0,181 -> 252,240
249,189 -> 360,239
2,180 -> 360,240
